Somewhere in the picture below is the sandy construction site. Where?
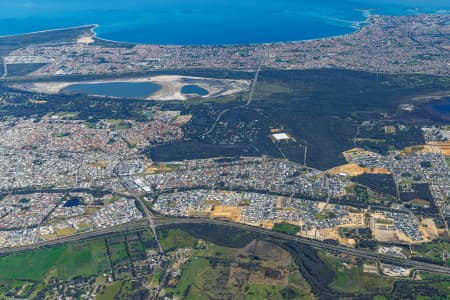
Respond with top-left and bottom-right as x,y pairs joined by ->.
328,163 -> 390,177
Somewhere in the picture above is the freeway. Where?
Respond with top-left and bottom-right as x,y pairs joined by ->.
137,196 -> 163,252
0,216 -> 449,276
152,217 -> 450,276
0,219 -> 149,256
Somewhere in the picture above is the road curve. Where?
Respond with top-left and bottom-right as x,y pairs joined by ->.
202,67 -> 260,137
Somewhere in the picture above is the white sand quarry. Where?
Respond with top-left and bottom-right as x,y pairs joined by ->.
12,75 -> 250,101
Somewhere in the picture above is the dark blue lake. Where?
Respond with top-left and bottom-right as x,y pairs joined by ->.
63,81 -> 162,98
0,0 -> 448,45
64,197 -> 82,207
433,103 -> 450,114
181,85 -> 209,96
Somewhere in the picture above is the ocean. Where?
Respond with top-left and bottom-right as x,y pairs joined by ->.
0,0 -> 448,45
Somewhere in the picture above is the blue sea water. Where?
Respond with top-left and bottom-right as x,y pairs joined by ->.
0,0 -> 448,44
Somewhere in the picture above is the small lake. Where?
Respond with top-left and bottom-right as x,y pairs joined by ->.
64,197 -> 82,207
422,99 -> 450,121
63,81 -> 162,98
181,85 -> 209,96
433,103 -> 450,114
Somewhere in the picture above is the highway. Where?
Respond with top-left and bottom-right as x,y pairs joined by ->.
0,220 -> 149,256
0,216 -> 449,276
152,217 -> 450,275
246,66 -> 260,106
138,196 -> 163,252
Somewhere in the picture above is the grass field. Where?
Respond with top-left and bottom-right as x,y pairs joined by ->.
0,233 -> 145,285
413,242 -> 450,265
329,267 -> 394,293
140,230 -> 157,248
160,229 -> 197,251
194,243 -> 237,261
0,227 -> 314,298
129,240 -> 144,251
273,222 -> 300,235
0,246 -> 65,281
97,281 -> 122,300
109,242 -> 129,265
167,236 -> 311,300
96,279 -> 141,298
173,257 -> 211,298
319,251 -> 395,293
315,213 -> 327,220
0,239 -> 111,283
244,284 -> 300,300
319,251 -> 396,293
128,239 -> 145,260
56,239 -> 110,280
173,255 -> 234,299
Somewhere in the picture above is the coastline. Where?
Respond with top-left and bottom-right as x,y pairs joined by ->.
0,10 -> 373,47
0,24 -> 96,39
88,16 -> 369,47
0,5 -> 448,46
87,8 -> 449,47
